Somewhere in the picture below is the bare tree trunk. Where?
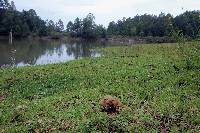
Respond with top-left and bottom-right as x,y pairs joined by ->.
9,29 -> 13,44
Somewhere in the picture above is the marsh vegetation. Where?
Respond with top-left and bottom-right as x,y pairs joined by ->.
0,42 -> 199,132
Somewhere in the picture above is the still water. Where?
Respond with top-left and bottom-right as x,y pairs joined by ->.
0,39 -> 108,67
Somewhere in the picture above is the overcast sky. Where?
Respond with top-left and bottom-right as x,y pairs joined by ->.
12,0 -> 200,27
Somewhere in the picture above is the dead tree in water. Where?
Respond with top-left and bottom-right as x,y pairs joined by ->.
9,29 -> 13,44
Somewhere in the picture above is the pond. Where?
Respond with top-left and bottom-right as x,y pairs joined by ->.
0,39 -> 108,67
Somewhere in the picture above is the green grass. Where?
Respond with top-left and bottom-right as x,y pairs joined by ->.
0,42 -> 200,132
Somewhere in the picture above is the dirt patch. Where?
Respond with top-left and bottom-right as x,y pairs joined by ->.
100,95 -> 121,114
0,95 -> 5,102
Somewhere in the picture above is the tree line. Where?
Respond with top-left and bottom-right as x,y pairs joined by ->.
59,11 -> 200,39
0,0 -> 65,37
107,12 -> 200,38
1,0 -> 200,39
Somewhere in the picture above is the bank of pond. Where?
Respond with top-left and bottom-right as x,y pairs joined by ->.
0,42 -> 199,132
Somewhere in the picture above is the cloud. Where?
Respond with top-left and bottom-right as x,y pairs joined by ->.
12,0 -> 200,27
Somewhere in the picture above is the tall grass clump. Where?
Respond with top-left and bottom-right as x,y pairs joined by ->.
172,30 -> 200,70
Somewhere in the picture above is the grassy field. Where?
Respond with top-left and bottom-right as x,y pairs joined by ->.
0,42 -> 200,132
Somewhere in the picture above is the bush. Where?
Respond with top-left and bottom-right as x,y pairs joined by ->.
145,36 -> 176,43
50,32 -> 63,39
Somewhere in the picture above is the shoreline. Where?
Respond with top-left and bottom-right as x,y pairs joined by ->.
0,35 -> 177,44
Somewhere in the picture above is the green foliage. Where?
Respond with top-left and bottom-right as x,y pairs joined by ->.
95,25 -> 107,38
66,13 -> 107,39
174,11 -> 200,38
82,13 -> 96,39
49,32 -> 64,39
0,1 -> 54,37
1,0 -> 200,40
0,0 -> 9,9
107,13 -> 174,37
46,20 -> 56,33
0,8 -> 48,37
0,42 -> 199,132
172,30 -> 200,70
108,11 -> 200,39
55,19 -> 64,32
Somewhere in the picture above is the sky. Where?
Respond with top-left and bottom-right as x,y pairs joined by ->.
12,0 -> 200,27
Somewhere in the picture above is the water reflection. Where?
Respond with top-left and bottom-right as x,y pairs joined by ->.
0,39 -> 105,67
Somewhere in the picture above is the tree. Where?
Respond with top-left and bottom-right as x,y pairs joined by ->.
174,11 -> 200,38
56,19 -> 64,32
95,25 -> 107,38
82,13 -> 96,38
67,13 -> 108,39
66,21 -> 73,32
22,9 -> 38,32
107,12 -> 199,38
0,0 -> 50,37
46,20 -> 55,32
73,17 -> 82,37
107,21 -> 118,35
0,0 -> 9,9
1,0 -> 200,39
10,1 -> 16,10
